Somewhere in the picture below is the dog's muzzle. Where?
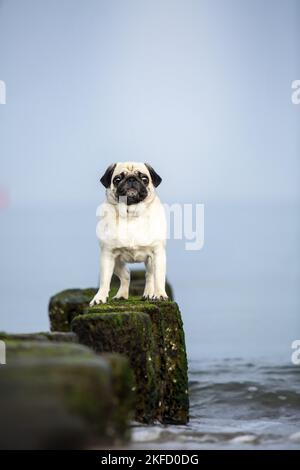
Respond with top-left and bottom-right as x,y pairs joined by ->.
116,176 -> 148,205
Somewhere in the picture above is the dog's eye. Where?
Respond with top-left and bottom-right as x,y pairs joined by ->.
113,176 -> 122,185
141,175 -> 149,184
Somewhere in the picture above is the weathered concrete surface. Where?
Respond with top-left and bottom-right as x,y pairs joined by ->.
0,339 -> 134,449
73,310 -> 157,422
49,270 -> 173,332
49,288 -> 95,332
71,300 -> 189,424
0,331 -> 77,343
48,271 -> 188,425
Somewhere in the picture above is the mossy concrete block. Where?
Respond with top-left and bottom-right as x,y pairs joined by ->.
72,311 -> 158,423
0,340 -> 134,449
49,288 -> 96,332
48,270 -> 174,332
71,300 -> 189,424
154,302 -> 189,424
101,353 -> 136,436
0,331 -> 78,343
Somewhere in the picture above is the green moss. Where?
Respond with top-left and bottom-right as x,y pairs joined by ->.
72,311 -> 158,423
102,353 -> 135,437
0,340 -> 134,449
48,288 -> 96,332
0,331 -> 77,343
5,340 -> 95,361
154,302 -> 189,424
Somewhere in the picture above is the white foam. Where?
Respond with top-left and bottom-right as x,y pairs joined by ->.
289,431 -> 300,443
230,434 -> 258,444
132,427 -> 162,442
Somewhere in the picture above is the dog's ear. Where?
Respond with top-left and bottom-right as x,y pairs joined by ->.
100,164 -> 117,188
144,163 -> 162,187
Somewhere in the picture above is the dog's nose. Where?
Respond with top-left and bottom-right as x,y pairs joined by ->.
126,176 -> 138,187
127,176 -> 136,183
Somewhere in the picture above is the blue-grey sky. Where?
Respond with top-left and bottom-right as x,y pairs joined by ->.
0,1 -> 300,359
0,0 -> 299,206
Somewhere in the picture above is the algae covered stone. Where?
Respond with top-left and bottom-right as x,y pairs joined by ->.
0,331 -> 78,343
48,274 -> 188,425
72,310 -> 158,422
48,270 -> 174,332
71,300 -> 189,424
49,288 -> 96,332
0,339 -> 134,449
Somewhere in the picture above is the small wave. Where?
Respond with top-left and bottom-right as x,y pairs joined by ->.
131,424 -> 265,447
289,431 -> 300,443
191,381 -> 300,408
230,434 -> 259,444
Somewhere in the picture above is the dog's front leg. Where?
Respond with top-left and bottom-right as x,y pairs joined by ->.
142,256 -> 155,300
152,245 -> 168,301
113,259 -> 130,300
90,249 -> 115,305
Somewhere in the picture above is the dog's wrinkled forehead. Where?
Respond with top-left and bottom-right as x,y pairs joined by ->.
112,162 -> 150,179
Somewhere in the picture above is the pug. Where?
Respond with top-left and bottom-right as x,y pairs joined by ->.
89,162 -> 168,305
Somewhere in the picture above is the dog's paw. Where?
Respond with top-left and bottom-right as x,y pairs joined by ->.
151,294 -> 169,301
89,291 -> 108,306
141,294 -> 153,301
112,295 -> 127,301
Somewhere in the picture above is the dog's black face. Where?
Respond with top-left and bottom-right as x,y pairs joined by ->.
113,172 -> 149,205
100,162 -> 162,205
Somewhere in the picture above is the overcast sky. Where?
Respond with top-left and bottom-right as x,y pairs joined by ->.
0,0 -> 299,207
